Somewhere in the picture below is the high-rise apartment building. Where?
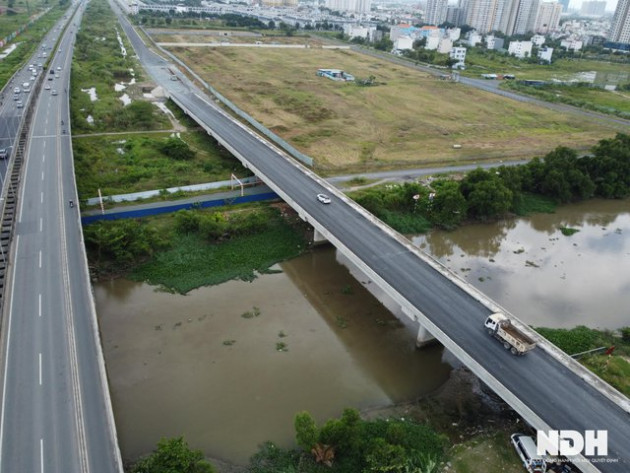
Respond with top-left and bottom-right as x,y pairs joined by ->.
425,0 -> 449,25
609,0 -> 630,44
581,0 -> 607,16
326,0 -> 372,13
465,0 -> 501,33
535,1 -> 562,33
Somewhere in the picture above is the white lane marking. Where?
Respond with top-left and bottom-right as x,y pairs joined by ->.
40,438 -> 44,473
39,218 -> 43,233
41,192 -> 44,204
39,251 -> 42,269
0,235 -> 20,469
39,354 -> 42,386
39,294 -> 42,317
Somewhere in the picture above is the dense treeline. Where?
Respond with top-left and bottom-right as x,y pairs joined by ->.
353,133 -> 630,231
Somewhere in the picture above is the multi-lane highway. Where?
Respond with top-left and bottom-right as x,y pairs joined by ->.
0,4 -> 122,472
112,3 -> 630,472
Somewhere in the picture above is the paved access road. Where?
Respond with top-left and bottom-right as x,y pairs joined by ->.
0,4 -> 122,472
112,3 -> 629,471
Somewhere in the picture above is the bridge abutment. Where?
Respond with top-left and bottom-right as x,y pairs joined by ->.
313,228 -> 328,245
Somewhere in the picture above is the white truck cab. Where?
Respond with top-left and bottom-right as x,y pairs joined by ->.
511,433 -> 547,473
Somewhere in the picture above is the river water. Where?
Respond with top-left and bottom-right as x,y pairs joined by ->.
94,198 -> 630,464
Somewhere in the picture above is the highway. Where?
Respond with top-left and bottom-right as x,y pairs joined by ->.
0,4 -> 122,472
113,3 -> 630,471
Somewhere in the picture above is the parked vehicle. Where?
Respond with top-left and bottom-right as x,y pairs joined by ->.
511,433 -> 547,473
484,313 -> 536,355
0,148 -> 9,159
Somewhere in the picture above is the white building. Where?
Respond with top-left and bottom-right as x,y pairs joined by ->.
425,0 -> 449,25
465,0 -> 501,34
344,24 -> 377,40
394,35 -> 415,50
466,30 -> 483,46
326,0 -> 372,14
508,40 -> 533,57
560,39 -> 583,50
450,46 -> 467,67
438,37 -> 454,53
531,34 -> 546,46
447,27 -> 461,40
534,1 -> 562,34
537,46 -> 553,62
609,0 -> 630,44
485,34 -> 504,49
425,35 -> 441,50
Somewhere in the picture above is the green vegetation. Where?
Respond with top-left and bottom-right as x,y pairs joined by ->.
70,0 -> 170,133
73,131 -> 245,197
0,3 -> 69,87
504,81 -> 630,120
249,408 -> 446,472
130,437 -> 215,473
84,206 -> 307,293
351,134 -> 630,233
535,325 -> 630,396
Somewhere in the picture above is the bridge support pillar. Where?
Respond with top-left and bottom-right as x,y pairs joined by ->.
313,228 -> 328,245
416,324 -> 436,348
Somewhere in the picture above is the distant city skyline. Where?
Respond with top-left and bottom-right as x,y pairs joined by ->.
569,0 -> 617,11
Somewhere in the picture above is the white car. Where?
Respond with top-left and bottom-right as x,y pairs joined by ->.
317,194 -> 331,204
56,66 -> 61,71
44,84 -> 51,90
51,90 -> 58,96
16,101 -> 23,108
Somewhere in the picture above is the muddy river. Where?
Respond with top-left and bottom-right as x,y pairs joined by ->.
95,198 -> 630,464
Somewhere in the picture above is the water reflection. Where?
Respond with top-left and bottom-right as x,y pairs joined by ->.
96,248 -> 451,465
413,199 -> 630,329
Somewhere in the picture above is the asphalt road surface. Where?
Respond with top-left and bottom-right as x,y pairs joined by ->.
0,4 -> 122,472
113,3 -> 630,471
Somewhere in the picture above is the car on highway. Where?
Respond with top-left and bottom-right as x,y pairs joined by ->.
51,90 -> 58,96
54,74 -> 59,79
56,66 -> 62,71
13,87 -> 20,94
0,148 -> 9,159
44,84 -> 51,90
317,193 -> 331,204
13,94 -> 19,100
16,101 -> 23,108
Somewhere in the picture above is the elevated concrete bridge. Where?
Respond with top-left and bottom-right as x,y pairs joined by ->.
113,3 -> 630,471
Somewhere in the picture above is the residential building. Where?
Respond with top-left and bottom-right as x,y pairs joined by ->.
508,40 -> 533,57
425,0 -> 449,25
486,34 -> 505,49
558,0 -> 569,11
531,34 -> 546,45
437,37 -> 454,53
344,24 -> 378,40
465,0 -> 501,33
390,24 -> 418,41
609,0 -> 630,44
394,35 -> 415,50
425,34 -> 441,49
560,38 -> 584,50
465,30 -> 484,45
446,4 -> 465,25
450,46 -> 467,67
534,2 -> 562,34
538,46 -> 554,61
326,0 -> 371,14
581,1 -> 606,17
448,27 -> 461,40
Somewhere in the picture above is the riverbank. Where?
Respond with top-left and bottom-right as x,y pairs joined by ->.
85,204 -> 311,293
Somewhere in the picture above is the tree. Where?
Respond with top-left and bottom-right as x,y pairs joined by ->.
160,137 -> 195,160
131,437 -> 215,473
429,180 -> 467,229
294,412 -> 318,451
460,168 -> 512,219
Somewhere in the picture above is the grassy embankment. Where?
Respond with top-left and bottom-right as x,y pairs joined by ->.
535,326 -> 630,397
84,205 -> 308,294
158,37 -> 625,171
71,0 -> 246,201
0,1 -> 69,86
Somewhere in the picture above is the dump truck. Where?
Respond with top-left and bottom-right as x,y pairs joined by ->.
484,313 -> 536,355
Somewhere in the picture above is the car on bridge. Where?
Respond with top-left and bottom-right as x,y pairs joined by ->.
317,193 -> 331,204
